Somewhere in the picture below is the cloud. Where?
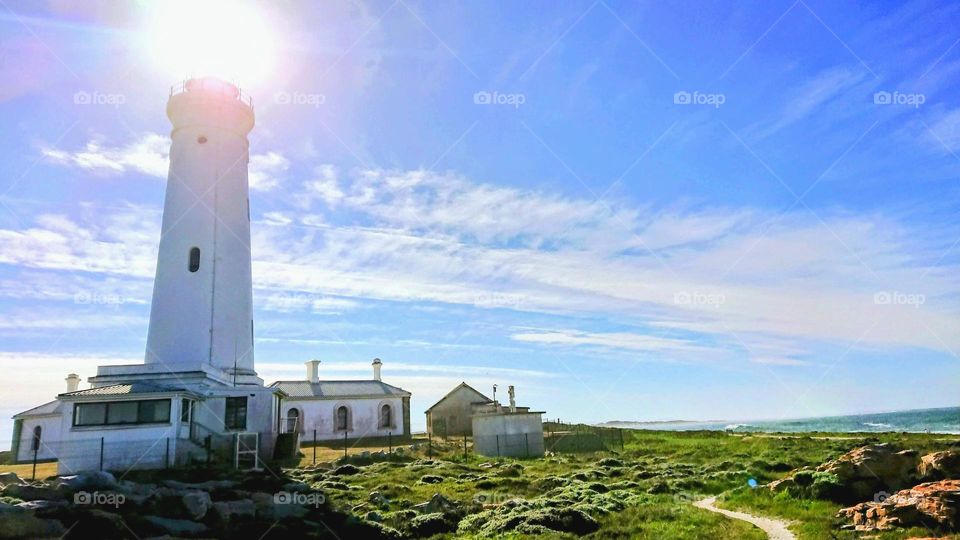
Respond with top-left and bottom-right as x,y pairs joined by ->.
511,329 -> 709,355
42,133 -> 288,191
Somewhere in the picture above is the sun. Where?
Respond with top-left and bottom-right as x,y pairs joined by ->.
144,0 -> 275,86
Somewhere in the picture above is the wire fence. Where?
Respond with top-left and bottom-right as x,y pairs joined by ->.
542,421 -> 625,454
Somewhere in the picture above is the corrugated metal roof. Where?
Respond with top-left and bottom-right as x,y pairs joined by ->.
13,400 -> 63,418
270,380 -> 410,399
60,382 -> 188,397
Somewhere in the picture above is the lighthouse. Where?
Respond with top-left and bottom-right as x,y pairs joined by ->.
145,77 -> 257,381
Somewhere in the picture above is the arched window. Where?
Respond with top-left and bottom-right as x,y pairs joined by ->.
286,408 -> 300,433
336,406 -> 348,431
31,426 -> 41,451
380,404 -> 392,428
188,247 -> 201,272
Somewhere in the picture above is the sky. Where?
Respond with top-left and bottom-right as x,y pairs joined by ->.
0,0 -> 958,447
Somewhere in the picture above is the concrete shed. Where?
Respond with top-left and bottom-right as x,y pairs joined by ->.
472,408 -> 545,458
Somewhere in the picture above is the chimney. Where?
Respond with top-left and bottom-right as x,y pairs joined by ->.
305,360 -> 320,384
66,373 -> 81,393
508,385 -> 516,412
372,358 -> 382,381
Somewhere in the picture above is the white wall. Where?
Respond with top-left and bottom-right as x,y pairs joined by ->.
284,397 -> 405,441
15,416 -> 62,463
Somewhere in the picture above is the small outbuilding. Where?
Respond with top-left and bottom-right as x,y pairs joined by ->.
472,386 -> 545,458
425,382 -> 493,437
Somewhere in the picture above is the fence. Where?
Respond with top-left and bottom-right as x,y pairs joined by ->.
16,431 -> 243,480
474,432 -> 545,458
542,421 -> 625,454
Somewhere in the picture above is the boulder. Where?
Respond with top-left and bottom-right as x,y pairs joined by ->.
415,493 -> 459,516
331,464 -> 361,476
1,483 -> 65,502
161,479 -> 238,491
418,475 -> 443,485
369,491 -> 389,508
407,512 -> 457,537
251,491 -> 308,520
56,471 -> 118,492
211,499 -> 256,523
919,451 -> 960,481
144,515 -> 208,536
0,472 -> 23,488
838,479 -> 960,532
181,490 -> 212,520
0,504 -> 66,539
815,444 -> 919,502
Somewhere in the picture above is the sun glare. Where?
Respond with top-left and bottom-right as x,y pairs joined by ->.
145,0 -> 274,86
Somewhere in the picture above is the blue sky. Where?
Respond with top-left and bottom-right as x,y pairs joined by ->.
1,0 -> 959,446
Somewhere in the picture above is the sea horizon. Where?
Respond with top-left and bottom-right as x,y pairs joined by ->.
598,405 -> 960,434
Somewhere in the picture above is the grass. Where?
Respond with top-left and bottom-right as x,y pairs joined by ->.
3,428 -> 958,538
0,460 -> 58,480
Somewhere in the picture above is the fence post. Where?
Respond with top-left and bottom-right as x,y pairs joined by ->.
388,431 -> 392,454
32,446 -> 38,481
205,435 -> 211,467
463,434 -> 467,459
343,430 -> 348,459
496,435 -> 500,457
525,433 -> 530,457
312,430 -> 317,465
619,428 -> 624,451
165,438 -> 170,468
99,437 -> 105,471
428,436 -> 432,458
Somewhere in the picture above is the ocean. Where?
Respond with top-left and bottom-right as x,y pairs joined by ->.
601,406 -> 960,434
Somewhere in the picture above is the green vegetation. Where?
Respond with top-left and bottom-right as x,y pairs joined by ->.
280,429 -> 959,538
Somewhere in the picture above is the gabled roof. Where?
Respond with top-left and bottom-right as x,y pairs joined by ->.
270,380 -> 410,399
59,382 -> 191,398
13,400 -> 63,419
425,382 -> 493,412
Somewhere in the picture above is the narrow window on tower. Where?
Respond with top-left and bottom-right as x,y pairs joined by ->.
188,247 -> 201,272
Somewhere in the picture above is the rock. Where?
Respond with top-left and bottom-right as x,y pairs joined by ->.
597,458 -> 624,468
331,464 -> 361,476
144,515 -> 208,536
416,493 -> 459,516
56,471 -> 118,492
212,499 -> 256,523
369,491 -> 389,508
0,504 -> 66,538
181,490 -> 212,520
251,492 -> 309,520
838,479 -> 960,531
815,444 -> 920,503
767,477 -> 796,492
365,510 -> 383,522
418,475 -> 443,485
282,481 -> 311,493
407,512 -> 457,537
0,473 -> 23,488
15,500 -> 68,512
1,483 -> 65,502
161,479 -> 237,491
919,451 -> 960,481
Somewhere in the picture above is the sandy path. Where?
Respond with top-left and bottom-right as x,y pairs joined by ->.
694,496 -> 796,540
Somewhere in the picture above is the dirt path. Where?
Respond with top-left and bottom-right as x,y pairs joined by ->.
694,496 -> 796,540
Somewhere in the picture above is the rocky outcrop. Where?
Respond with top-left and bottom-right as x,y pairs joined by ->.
919,451 -> 960,481
771,444 -> 921,503
838,479 -> 960,532
0,503 -> 65,539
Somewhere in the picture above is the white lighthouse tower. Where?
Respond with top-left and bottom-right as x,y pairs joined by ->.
145,77 -> 258,382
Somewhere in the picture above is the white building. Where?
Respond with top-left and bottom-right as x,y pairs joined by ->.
11,77 -> 284,473
271,359 -> 411,443
472,385 -> 545,458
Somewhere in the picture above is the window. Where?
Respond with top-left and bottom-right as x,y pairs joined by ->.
188,247 -> 201,272
286,408 -> 300,433
73,400 -> 171,427
380,404 -> 392,428
336,406 -> 348,431
225,397 -> 248,431
181,399 -> 192,423
31,426 -> 41,451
